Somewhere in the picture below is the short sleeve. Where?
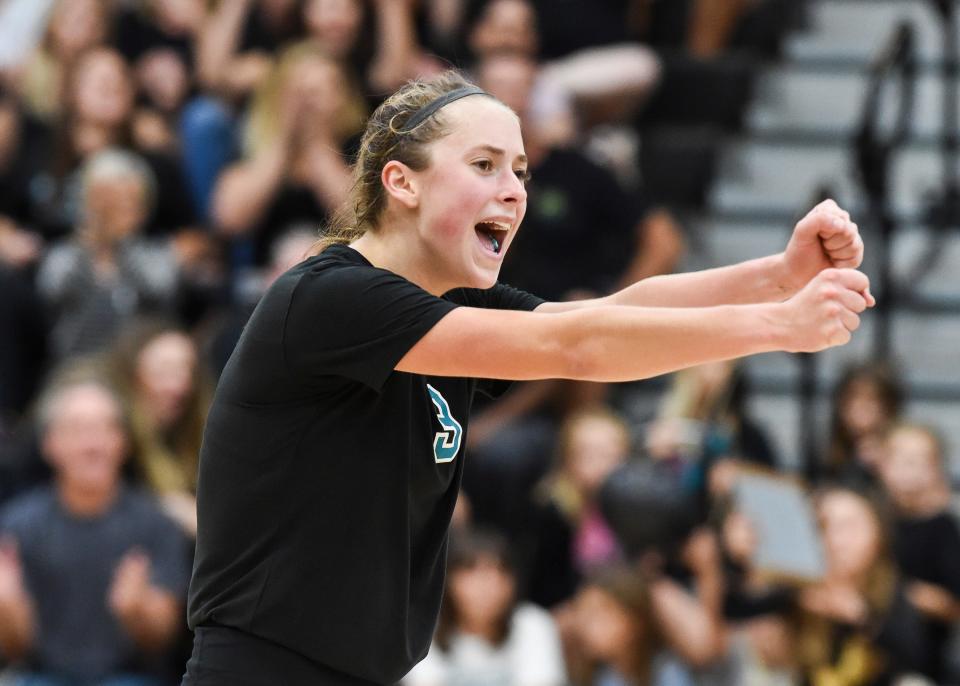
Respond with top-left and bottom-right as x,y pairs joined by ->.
446,281 -> 545,312
283,261 -> 460,390
446,282 -> 545,398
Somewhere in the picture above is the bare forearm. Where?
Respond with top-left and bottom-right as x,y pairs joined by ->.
607,253 -> 794,308
616,210 -> 686,288
403,269 -> 863,381
306,147 -> 353,211
0,595 -> 35,661
369,0 -> 420,91
212,149 -> 288,234
197,0 -> 252,90
650,577 -> 725,666
559,303 -> 782,382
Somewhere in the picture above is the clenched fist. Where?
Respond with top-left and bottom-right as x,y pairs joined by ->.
781,199 -> 865,294
777,268 -> 875,352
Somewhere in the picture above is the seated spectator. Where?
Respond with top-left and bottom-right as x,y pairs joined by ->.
477,51 -> 683,302
110,319 -> 213,538
878,423 -> 960,682
713,497 -> 793,622
465,0 -> 661,141
305,0 -> 444,97
644,361 -> 777,503
199,0 -> 437,107
10,0 -> 111,122
404,528 -> 567,686
635,0 -> 790,59
794,486 -> 929,684
113,0 -> 205,72
28,46 -> 196,239
210,41 -> 366,266
564,565 -> 708,686
197,0 -> 305,100
111,0 -> 209,193
36,148 -> 181,359
0,368 -> 188,685
524,406 -> 631,608
710,498 -> 797,682
824,362 -> 904,487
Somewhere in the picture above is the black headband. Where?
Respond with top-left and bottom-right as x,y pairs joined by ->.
401,86 -> 490,133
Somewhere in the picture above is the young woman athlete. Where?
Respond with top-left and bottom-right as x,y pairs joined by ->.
182,71 -> 873,685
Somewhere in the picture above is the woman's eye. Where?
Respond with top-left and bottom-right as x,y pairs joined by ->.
473,159 -> 493,172
515,169 -> 531,185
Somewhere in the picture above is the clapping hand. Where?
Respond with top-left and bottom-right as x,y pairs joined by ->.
108,549 -> 152,623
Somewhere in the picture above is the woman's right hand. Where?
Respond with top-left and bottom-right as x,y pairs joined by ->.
775,268 -> 874,353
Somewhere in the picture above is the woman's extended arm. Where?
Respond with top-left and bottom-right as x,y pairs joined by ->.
397,268 -> 871,382
538,199 -> 866,312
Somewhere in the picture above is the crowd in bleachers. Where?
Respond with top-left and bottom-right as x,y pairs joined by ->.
0,0 -> 957,684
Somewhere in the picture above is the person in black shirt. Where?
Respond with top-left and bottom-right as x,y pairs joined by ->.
878,423 -> 960,682
183,70 -> 873,685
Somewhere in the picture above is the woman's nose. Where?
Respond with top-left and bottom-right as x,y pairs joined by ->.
500,173 -> 527,204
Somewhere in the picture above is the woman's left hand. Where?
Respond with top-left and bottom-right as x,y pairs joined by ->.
781,199 -> 871,300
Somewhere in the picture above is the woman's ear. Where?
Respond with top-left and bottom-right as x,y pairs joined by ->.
382,160 -> 420,210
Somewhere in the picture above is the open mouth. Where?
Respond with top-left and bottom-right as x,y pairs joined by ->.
475,221 -> 510,255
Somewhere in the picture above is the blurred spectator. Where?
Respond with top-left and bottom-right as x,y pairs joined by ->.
199,0 -> 436,105
114,0 -> 207,166
645,361 -> 777,504
825,362 -> 904,487
563,563 -> 729,686
627,0 -> 787,57
0,369 -> 188,684
211,41 -> 365,266
465,0 -> 660,142
712,496 -> 793,619
878,423 -> 960,682
113,0 -> 205,68
29,46 -> 195,239
35,148 -> 181,359
478,52 -> 683,301
524,406 -> 630,609
110,319 -> 213,538
11,0 -> 110,122
794,487 -> 929,684
704,496 -> 797,683
197,0 -> 305,99
306,0 -> 444,96
404,529 -> 567,686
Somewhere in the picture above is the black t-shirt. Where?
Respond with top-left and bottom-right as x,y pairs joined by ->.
499,147 -> 644,302
892,511 -> 960,680
529,0 -> 633,59
187,245 -> 543,684
112,7 -> 194,65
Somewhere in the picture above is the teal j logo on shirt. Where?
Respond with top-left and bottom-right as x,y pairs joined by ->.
426,384 -> 462,463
